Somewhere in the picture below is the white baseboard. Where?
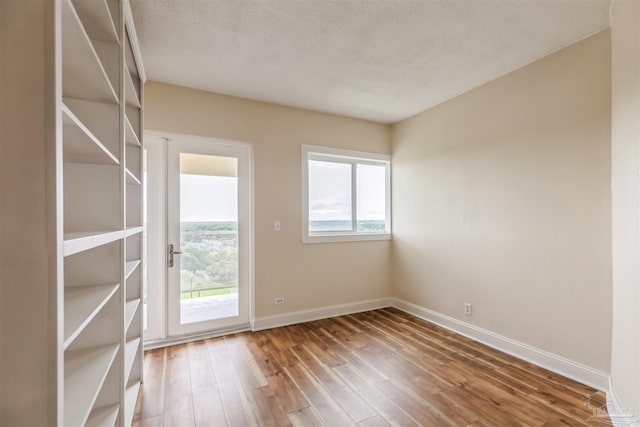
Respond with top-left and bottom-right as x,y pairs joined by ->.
607,376 -> 640,426
252,298 -> 392,331
144,323 -> 251,350
391,298 -> 610,391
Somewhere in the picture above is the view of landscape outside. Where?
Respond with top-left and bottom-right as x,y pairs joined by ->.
179,221 -> 238,300
179,154 -> 239,324
308,160 -> 387,232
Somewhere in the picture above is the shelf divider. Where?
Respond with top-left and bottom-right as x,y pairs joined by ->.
64,230 -> 124,257
125,226 -> 144,237
64,284 -> 119,349
86,403 -> 119,427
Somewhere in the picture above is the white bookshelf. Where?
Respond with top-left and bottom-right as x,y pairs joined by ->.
35,0 -> 145,425
121,12 -> 145,419
1,0 -> 144,425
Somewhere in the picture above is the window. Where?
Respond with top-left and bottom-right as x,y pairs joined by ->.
302,144 -> 391,243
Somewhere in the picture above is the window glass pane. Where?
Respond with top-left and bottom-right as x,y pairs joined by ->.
357,163 -> 386,232
308,160 -> 352,232
179,154 -> 239,324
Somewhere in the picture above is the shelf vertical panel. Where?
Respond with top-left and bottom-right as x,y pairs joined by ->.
118,2 -> 129,424
122,17 -> 145,415
136,27 -> 146,392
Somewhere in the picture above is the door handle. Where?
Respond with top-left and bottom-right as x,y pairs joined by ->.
168,244 -> 182,268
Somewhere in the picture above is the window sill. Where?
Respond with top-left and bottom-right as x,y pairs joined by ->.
302,232 -> 392,244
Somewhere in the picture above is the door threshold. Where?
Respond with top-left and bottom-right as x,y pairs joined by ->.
144,323 -> 251,350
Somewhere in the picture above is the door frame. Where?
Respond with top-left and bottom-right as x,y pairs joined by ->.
144,131 -> 254,346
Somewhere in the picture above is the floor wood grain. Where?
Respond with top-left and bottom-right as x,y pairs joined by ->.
133,308 -> 609,426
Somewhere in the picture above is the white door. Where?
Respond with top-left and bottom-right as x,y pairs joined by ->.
145,135 -> 252,340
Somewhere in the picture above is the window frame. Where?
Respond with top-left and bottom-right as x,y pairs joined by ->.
301,144 -> 391,243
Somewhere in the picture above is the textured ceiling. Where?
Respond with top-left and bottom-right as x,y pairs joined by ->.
130,0 -> 610,123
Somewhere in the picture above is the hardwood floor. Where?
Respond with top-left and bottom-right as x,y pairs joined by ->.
133,308 -> 610,426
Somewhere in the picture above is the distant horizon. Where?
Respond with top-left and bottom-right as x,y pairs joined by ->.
181,219 -> 386,233
180,219 -> 385,223
181,220 -> 238,223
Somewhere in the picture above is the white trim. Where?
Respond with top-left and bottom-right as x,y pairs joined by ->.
303,144 -> 391,163
607,376 -> 640,426
248,145 -> 256,331
166,137 -> 252,336
143,137 -> 167,341
303,232 -> 392,244
301,144 -> 392,244
143,130 -> 255,343
144,323 -> 251,350
146,130 -> 253,151
122,0 -> 146,81
391,298 -> 610,391
252,298 -> 392,331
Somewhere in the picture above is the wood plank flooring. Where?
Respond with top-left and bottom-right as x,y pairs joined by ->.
133,308 -> 610,426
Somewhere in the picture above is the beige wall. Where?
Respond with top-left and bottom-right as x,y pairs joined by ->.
145,27 -> 616,384
144,82 -> 392,317
391,31 -> 612,371
1,1 -> 59,425
610,0 -> 640,418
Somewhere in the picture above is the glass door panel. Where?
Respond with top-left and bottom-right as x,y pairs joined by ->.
179,153 -> 239,324
167,139 -> 250,337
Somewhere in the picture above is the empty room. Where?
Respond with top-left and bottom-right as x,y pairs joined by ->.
2,0 -> 640,426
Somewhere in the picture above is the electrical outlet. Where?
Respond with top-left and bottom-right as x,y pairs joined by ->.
464,303 -> 472,316
274,297 -> 285,304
